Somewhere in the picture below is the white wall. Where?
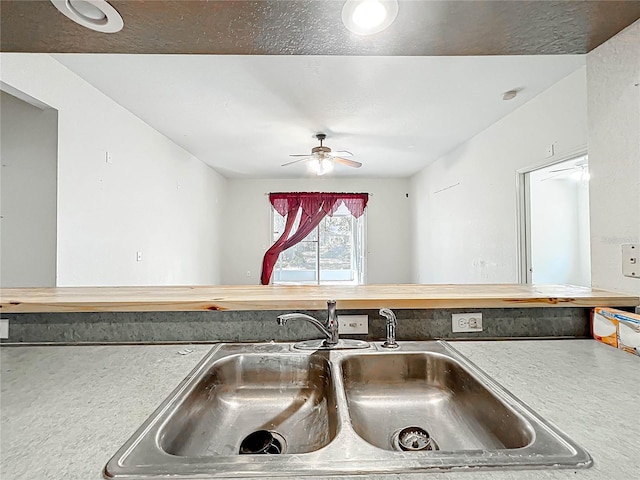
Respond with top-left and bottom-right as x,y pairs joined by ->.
0,54 -> 226,286
587,20 -> 640,296
1,91 -> 58,287
222,178 -> 412,285
410,67 -> 587,283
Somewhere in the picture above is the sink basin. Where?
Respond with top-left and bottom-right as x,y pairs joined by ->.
341,352 -> 533,451
160,352 -> 338,456
104,341 -> 591,478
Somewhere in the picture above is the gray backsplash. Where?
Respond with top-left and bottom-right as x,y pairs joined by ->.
0,308 -> 590,344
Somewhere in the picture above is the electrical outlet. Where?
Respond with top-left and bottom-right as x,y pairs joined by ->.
339,315 -> 368,334
0,319 -> 8,339
622,244 -> 639,278
452,313 -> 483,333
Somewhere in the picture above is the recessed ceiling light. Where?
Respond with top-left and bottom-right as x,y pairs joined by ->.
342,0 -> 399,36
353,0 -> 387,28
502,90 -> 518,101
50,0 -> 123,33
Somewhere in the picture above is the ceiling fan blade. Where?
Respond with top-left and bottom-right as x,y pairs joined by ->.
282,156 -> 311,167
289,154 -> 312,157
549,167 -> 574,173
333,157 -> 362,168
332,150 -> 353,157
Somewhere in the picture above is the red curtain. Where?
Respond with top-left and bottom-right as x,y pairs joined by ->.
261,192 -> 368,285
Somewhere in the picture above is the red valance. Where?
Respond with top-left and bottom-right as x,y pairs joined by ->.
269,192 -> 368,219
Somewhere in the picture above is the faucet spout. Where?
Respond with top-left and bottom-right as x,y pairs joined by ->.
276,300 -> 369,351
276,312 -> 333,339
276,300 -> 339,347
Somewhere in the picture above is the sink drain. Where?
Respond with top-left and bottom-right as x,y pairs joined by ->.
392,426 -> 439,452
239,430 -> 287,455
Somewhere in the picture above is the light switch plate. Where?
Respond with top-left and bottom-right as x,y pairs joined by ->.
545,144 -> 554,158
622,244 -> 639,278
452,313 -> 483,333
338,315 -> 368,334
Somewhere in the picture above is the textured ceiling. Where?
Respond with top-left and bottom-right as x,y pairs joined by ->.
1,0 -> 634,178
1,1 -> 640,55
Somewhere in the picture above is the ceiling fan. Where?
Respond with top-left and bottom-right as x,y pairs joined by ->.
282,133 -> 362,175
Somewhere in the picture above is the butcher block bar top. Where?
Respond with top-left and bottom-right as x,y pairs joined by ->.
1,284 -> 638,313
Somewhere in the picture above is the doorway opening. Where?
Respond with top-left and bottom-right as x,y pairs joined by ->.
519,153 -> 591,286
0,88 -> 58,287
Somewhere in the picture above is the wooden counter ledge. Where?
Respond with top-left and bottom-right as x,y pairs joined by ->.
1,284 -> 638,313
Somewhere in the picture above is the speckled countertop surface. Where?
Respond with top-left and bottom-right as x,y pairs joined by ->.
1,340 -> 639,480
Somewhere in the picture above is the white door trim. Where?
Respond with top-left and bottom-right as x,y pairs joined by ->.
516,145 -> 588,284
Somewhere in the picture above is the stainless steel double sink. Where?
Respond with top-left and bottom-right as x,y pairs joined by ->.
104,341 -> 591,478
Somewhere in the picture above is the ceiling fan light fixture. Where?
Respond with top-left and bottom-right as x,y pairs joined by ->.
285,133 -> 360,174
342,0 -> 398,36
310,157 -> 334,176
50,0 -> 123,33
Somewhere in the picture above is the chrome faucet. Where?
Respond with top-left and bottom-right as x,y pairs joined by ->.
379,308 -> 399,349
277,299 -> 339,347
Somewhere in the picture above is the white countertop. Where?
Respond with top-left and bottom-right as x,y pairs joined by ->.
1,340 -> 639,480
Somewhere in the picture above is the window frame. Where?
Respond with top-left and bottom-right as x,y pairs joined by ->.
269,204 -> 367,286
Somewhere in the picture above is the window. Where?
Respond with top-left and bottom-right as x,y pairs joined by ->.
272,202 -> 366,285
